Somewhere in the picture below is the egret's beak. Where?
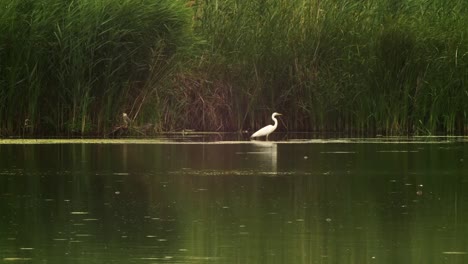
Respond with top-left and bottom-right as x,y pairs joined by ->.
277,113 -> 283,116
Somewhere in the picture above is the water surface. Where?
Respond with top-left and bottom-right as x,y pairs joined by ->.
1,138 -> 467,263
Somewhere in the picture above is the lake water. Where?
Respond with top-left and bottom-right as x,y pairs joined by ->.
1,137 -> 467,263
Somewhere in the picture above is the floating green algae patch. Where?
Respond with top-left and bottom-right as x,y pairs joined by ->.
0,136 -> 466,144
0,139 -> 167,145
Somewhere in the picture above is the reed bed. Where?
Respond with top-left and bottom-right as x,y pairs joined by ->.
0,0 -> 466,136
0,0 -> 193,136
189,0 -> 468,135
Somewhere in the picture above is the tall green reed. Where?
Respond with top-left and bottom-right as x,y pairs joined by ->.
1,0 -> 466,135
190,0 -> 467,134
0,0 -> 193,135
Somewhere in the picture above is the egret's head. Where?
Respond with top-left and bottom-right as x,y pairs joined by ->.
272,112 -> 282,117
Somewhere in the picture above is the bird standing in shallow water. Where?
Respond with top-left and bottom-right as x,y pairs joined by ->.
250,112 -> 282,141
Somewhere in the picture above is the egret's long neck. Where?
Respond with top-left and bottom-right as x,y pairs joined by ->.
272,115 -> 278,129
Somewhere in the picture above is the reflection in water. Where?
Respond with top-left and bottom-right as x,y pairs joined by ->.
246,141 -> 278,174
0,142 -> 467,263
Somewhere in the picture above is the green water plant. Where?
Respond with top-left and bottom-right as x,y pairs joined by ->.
0,0 -> 466,136
0,0 -> 193,136
187,0 -> 467,135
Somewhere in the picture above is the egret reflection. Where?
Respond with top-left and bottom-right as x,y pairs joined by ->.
250,141 -> 278,174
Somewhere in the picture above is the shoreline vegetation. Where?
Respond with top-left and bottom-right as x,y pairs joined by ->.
1,0 -> 467,137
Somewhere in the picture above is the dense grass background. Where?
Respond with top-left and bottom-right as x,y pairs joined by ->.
0,0 -> 193,136
0,0 -> 466,136
189,0 -> 467,134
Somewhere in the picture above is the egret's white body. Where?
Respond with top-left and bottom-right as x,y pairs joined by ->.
250,112 -> 282,140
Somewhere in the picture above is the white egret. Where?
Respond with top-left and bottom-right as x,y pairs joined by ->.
250,112 -> 282,140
